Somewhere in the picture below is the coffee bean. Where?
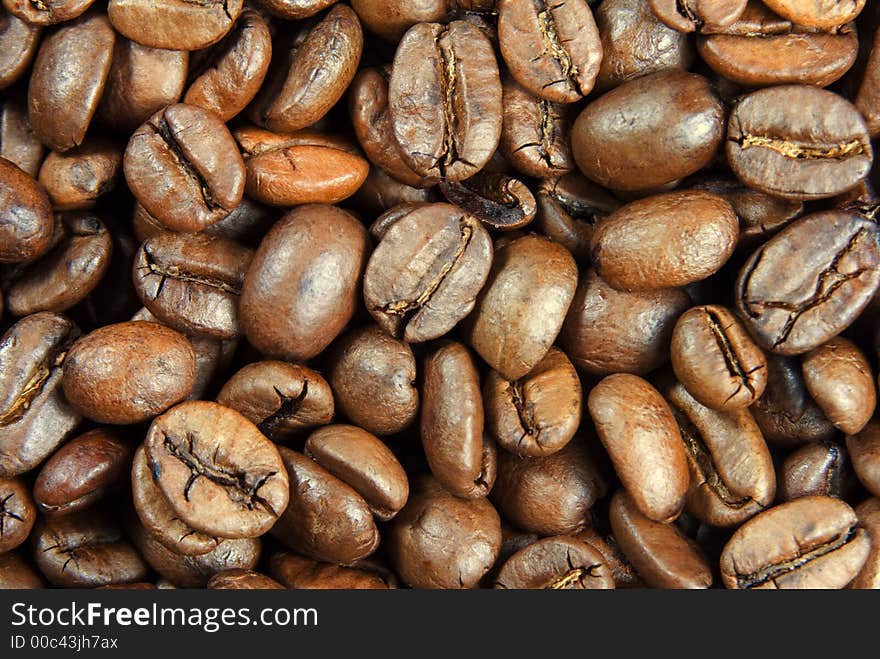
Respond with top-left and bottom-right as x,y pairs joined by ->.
857,26 -> 880,138
847,420 -> 880,499
3,0 -> 94,25
0,96 -> 44,177
0,9 -> 40,89
254,0 -> 335,20
0,552 -> 44,589
207,569 -> 284,590
851,498 -> 880,589
0,476 -> 35,553
108,0 -> 243,51
440,171 -> 537,231
350,0 -> 452,42
0,157 -> 53,263
649,0 -> 747,32
494,535 -> 613,589
720,496 -> 870,589
37,137 -> 122,210
270,551 -> 393,589
761,0 -> 865,30
779,441 -> 854,502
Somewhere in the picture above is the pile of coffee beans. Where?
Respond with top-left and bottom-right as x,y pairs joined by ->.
3,0 -> 880,590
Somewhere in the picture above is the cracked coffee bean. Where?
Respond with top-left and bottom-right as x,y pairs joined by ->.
494,535 -> 613,590
144,400 -> 289,539
0,476 -> 36,554
649,0 -> 747,33
439,171 -> 536,231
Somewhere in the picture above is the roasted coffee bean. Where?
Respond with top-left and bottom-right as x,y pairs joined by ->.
183,9 -> 271,122
240,204 -> 368,362
671,305 -> 767,411
465,234 -> 577,381
327,325 -> 418,436
697,4 -> 857,88
34,508 -> 149,588
440,172 -> 537,231
851,498 -> 880,589
847,420 -> 880,499
235,126 -> 369,207
591,191 -> 738,290
589,374 -> 689,523
270,551 -> 393,589
124,104 -> 246,233
752,354 -> 836,446
352,168 -> 441,217
484,347 -> 581,458
728,86 -> 872,201
349,0 -> 455,42
3,0 -> 94,25
560,269 -> 690,376
389,475 -> 501,589
37,137 -> 122,210
389,20 -> 502,182
573,525 -> 643,589
33,429 -> 130,517
0,476 -> 35,553
492,439 -> 607,536
494,535 -> 613,590
133,232 -> 253,340
594,0 -> 693,90
272,447 -> 379,565
253,0 -> 335,19
27,10 -> 114,152
0,312 -> 80,478
98,39 -> 188,135
363,203 -> 492,343
779,441 -> 853,502
207,569 -> 284,590
251,4 -> 363,133
761,0 -> 865,30
573,71 -> 724,191
0,97 -> 43,177
6,212 -> 112,316
61,320 -> 195,425
857,26 -> 880,138
0,158 -> 53,264
609,490 -> 713,589
649,0 -> 746,32
216,361 -> 334,442
305,424 -> 409,521
131,444 -> 219,556
736,212 -> 880,355
496,0 -> 602,103
720,496 -> 870,589
108,0 -> 243,51
0,551 -> 44,588
0,10 -> 40,89
421,341 -> 495,498
145,400 -> 289,539
661,377 -> 774,527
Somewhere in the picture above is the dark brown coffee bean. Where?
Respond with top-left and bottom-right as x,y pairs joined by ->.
573,71 -> 724,191
801,337 -> 875,435
421,341 -> 495,498
594,0 -> 693,90
0,312 -> 80,478
609,489 -> 713,589
216,361 -> 334,442
720,496 -> 870,589
240,204 -> 368,362
0,9 -> 40,89
762,0 -> 864,30
124,104 -> 246,233
352,168 -> 441,217
650,0 -> 746,32
251,4 -> 363,133
131,444 -> 219,556
272,447 -> 379,565
327,325 -> 418,436
589,374 -> 689,523
671,305 -> 767,411
728,86 -> 872,201
0,158 -> 53,264
363,203 -> 492,343
752,354 -> 836,446
847,420 -> 880,499
697,4 -> 857,88
497,0 -> 602,103
857,25 -> 880,138
108,0 -> 243,51
207,569 -> 284,590
466,234 -> 577,381
851,497 -> 880,589
270,551 -> 393,589
145,400 -> 289,539
561,269 -> 689,377
0,551 -> 44,588
98,39 -> 188,135
389,475 -> 501,589
573,525 -> 644,589
0,96 -> 44,177
34,508 -> 149,588
440,172 -> 537,231
61,320 -> 195,424
305,424 -> 409,521
389,20 -> 502,182
492,439 -> 607,535
0,476 -> 35,553
33,429 -> 130,516
133,232 -> 253,340
736,211 -> 880,355
6,212 -> 112,316
27,10 -> 114,152
494,535 -> 613,589
779,440 -> 853,502
484,347 -> 581,458
37,137 -> 121,211
591,191 -> 738,290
